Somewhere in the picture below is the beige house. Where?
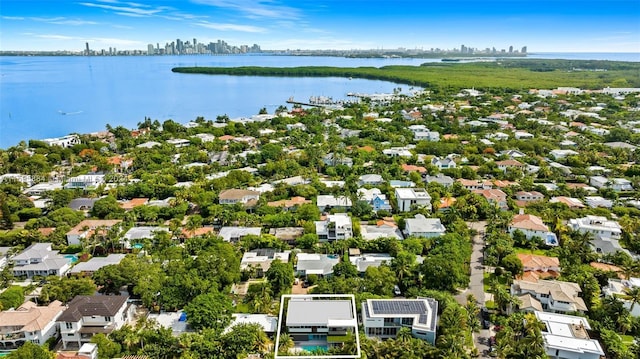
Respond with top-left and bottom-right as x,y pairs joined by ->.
0,301 -> 65,349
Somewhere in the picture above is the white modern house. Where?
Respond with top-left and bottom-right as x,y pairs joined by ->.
535,311 -> 604,359
568,215 -> 622,240
281,295 -> 358,351
0,300 -> 65,348
12,243 -> 72,279
430,157 -> 456,170
395,188 -> 432,212
316,195 -> 353,211
602,277 -> 640,317
361,298 -> 438,344
404,214 -> 446,238
358,174 -> 385,186
349,253 -> 393,274
41,134 -> 80,148
589,176 -> 633,191
295,253 -> 340,277
315,213 -> 353,242
58,295 -> 132,349
218,227 -> 262,243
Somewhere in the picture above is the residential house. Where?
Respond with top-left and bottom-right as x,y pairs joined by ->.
66,220 -> 122,246
58,295 -> 132,349
357,188 -> 392,212
473,189 -> 508,210
316,195 -> 352,212
589,176 -> 633,191
284,295 -> 357,348
358,174 -> 385,186
458,179 -> 492,191
535,311 -> 604,359
226,314 -> 278,335
268,227 -> 305,244
118,198 -> 148,210
69,254 -> 127,277
42,135 -> 80,148
362,298 -> 438,344
0,300 -> 65,348
549,149 -> 579,159
514,131 -> 534,139
495,159 -> 525,172
395,188 -> 432,212
323,153 -> 353,167
424,174 -> 454,187
517,253 -> 561,282
508,212 -> 558,246
122,226 -> 170,249
218,227 -> 262,243
315,214 -> 353,242
389,180 -> 416,188
430,157 -> 456,170
515,191 -> 544,202
23,181 -> 63,196
401,164 -> 427,174
166,138 -> 190,148
12,243 -> 72,279
0,247 -> 11,270
549,196 -> 585,209
404,214 -> 446,238
64,174 -> 105,190
349,253 -> 393,274
219,189 -> 260,207
267,196 -> 311,211
511,280 -> 587,314
382,147 -> 413,158
295,253 -> 340,277
240,249 -> 290,277
272,176 -> 310,187
602,278 -> 640,317
180,227 -> 215,241
68,198 -> 100,212
569,215 -> 622,240
359,218 -> 404,241
584,196 -> 613,208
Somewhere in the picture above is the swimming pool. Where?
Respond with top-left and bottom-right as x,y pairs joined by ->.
63,254 -> 79,263
301,345 -> 328,352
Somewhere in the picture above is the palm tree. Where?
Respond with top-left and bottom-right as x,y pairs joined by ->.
277,333 -> 293,355
624,286 -> 640,314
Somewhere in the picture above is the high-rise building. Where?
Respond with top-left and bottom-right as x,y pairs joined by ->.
521,46 -> 527,53
147,44 -> 154,55
509,45 -> 514,53
85,42 -> 90,56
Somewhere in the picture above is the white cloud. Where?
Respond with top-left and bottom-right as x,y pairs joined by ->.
1,16 -> 25,20
50,19 -> 99,26
35,34 -> 79,40
191,0 -> 301,20
79,1 -> 165,16
195,21 -> 266,33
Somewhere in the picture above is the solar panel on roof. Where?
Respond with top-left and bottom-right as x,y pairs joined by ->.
370,300 -> 427,314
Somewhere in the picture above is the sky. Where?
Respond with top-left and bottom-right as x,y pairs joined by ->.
1,0 -> 639,52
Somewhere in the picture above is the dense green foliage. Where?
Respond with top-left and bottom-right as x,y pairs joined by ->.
173,59 -> 640,89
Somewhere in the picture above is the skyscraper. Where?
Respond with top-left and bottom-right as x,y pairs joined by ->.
85,42 -> 90,56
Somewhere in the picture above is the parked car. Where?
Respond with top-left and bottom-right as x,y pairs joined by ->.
393,285 -> 402,296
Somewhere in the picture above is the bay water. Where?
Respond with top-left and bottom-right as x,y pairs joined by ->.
1,53 -> 637,148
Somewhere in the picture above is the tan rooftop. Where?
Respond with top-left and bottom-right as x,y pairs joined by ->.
511,214 -> 549,232
0,300 -> 65,332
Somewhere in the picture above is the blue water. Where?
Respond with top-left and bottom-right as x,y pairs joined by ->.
0,53 -> 637,148
302,345 -> 328,352
63,254 -> 78,263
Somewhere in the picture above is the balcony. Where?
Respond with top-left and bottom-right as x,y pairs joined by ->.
0,332 -> 26,341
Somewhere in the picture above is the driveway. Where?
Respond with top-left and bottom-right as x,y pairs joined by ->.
455,221 -> 493,357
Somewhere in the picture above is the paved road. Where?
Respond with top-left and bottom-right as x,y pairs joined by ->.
455,221 -> 494,357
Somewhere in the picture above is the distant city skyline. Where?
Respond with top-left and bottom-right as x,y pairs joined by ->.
1,0 -> 639,53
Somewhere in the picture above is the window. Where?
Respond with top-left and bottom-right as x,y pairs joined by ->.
67,333 -> 74,337
401,318 -> 413,326
65,322 -> 73,329
105,316 -> 112,322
